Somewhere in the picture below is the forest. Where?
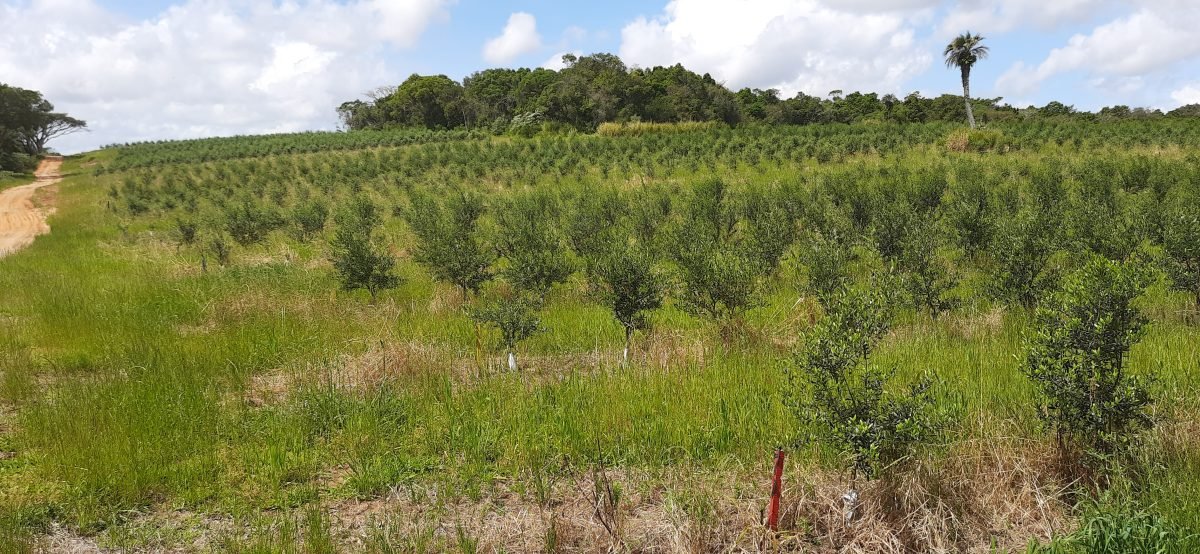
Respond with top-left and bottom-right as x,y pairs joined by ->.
335,53 -> 1200,134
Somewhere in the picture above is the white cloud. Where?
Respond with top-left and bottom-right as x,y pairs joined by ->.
1172,84 -> 1200,106
0,0 -> 453,153
618,0 -> 932,98
482,12 -> 542,65
995,2 -> 1200,98
939,0 -> 1111,35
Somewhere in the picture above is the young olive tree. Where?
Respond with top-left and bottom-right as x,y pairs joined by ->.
670,177 -> 763,332
407,189 -> 495,300
494,190 -> 574,298
564,186 -> 624,269
785,284 -> 947,484
797,228 -> 857,308
470,292 -> 543,371
225,196 -> 284,246
291,198 -> 329,241
329,196 -> 400,303
590,246 -> 665,364
896,222 -> 959,318
1160,197 -> 1200,309
990,208 -> 1058,309
737,183 -> 800,274
1024,255 -> 1154,467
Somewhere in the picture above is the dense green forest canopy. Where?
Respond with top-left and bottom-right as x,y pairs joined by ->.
337,53 -> 1200,134
0,84 -> 86,172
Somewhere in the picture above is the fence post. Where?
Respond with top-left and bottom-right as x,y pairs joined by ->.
767,448 -> 785,531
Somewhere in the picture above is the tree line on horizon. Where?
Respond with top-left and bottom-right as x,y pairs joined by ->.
337,52 -> 1200,135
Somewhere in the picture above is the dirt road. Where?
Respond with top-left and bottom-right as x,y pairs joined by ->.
0,157 -> 61,257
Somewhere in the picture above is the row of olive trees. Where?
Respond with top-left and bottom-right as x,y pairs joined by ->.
317,167 -> 1199,369
786,253 -> 1162,513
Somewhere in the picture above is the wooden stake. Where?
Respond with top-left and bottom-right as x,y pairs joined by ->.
767,448 -> 785,531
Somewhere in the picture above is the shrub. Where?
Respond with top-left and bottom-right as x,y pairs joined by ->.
564,187 -> 624,267
990,208 -> 1058,309
291,198 -> 329,241
494,191 -> 574,298
508,111 -> 544,137
947,177 -> 996,256
797,228 -> 856,307
1023,255 -> 1155,465
785,284 -> 948,480
329,196 -> 400,302
590,246 -> 665,363
174,217 -> 197,246
209,234 -> 231,267
1160,194 -> 1200,308
670,178 -> 763,326
896,221 -> 959,317
225,197 -> 283,245
470,292 -> 543,371
407,189 -> 495,299
737,183 -> 800,273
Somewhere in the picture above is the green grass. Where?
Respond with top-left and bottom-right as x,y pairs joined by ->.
0,125 -> 1198,549
0,170 -> 32,190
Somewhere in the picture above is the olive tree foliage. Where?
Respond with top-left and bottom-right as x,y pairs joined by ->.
328,196 -> 400,303
564,186 -> 624,266
735,182 -> 801,274
989,208 -> 1059,309
1160,192 -> 1200,308
493,190 -> 574,298
895,221 -> 960,317
590,245 -> 665,364
785,284 -> 948,481
225,196 -> 284,245
797,228 -> 857,307
470,292 -> 543,371
946,174 -> 997,257
1023,256 -> 1155,466
290,198 -> 329,241
407,189 -> 495,299
670,178 -> 764,325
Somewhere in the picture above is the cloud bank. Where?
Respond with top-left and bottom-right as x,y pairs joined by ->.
0,0 -> 452,153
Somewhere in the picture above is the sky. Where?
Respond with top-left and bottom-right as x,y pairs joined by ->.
3,0 -> 1199,154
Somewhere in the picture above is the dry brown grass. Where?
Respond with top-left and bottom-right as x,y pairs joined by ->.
315,438 -> 1070,553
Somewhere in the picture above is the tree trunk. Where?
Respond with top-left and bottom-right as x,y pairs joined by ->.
961,66 -> 976,129
508,350 -> 518,371
622,326 -> 632,366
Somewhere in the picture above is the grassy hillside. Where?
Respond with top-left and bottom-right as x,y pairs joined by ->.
1,121 -> 1198,552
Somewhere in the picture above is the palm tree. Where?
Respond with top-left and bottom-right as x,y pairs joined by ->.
944,32 -> 988,128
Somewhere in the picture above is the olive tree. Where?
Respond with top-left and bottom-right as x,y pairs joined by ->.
407,189 -> 495,299
470,292 -> 543,371
1024,255 -> 1154,468
1161,196 -> 1200,309
785,284 -> 947,484
670,177 -> 764,333
329,196 -> 400,303
590,246 -> 665,364
494,190 -> 574,298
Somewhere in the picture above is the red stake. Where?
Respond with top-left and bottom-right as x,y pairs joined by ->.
767,448 -> 786,531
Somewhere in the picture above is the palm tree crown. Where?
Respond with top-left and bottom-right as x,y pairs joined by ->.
943,32 -> 989,71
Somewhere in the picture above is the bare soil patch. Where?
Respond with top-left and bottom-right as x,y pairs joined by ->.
0,157 -> 62,257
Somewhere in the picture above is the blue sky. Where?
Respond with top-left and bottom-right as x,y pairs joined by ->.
3,0 -> 1199,153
